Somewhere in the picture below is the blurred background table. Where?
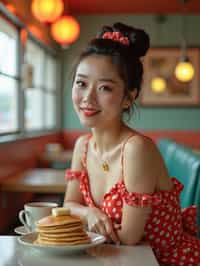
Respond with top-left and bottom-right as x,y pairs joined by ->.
39,150 -> 73,170
0,168 -> 66,194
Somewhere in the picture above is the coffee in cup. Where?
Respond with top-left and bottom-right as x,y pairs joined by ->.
19,202 -> 58,232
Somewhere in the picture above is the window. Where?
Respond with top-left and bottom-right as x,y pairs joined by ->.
45,56 -> 57,128
24,40 -> 45,130
0,11 -> 60,139
24,39 -> 58,131
0,16 -> 19,134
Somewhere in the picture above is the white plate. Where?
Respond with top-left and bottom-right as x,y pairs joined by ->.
14,226 -> 33,235
18,232 -> 106,255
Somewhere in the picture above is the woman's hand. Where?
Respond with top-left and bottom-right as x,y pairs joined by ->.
86,207 -> 119,244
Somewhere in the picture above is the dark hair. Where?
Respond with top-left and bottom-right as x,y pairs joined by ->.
72,22 -> 150,117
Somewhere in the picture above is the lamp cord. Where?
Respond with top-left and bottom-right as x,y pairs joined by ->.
180,0 -> 188,59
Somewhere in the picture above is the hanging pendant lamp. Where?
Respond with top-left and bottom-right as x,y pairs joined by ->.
175,60 -> 194,82
50,16 -> 80,47
151,77 -> 167,93
174,0 -> 195,82
31,0 -> 64,23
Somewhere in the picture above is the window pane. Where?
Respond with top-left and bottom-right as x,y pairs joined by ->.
45,93 -> 56,128
25,40 -> 45,87
0,17 -> 17,77
0,75 -> 18,133
45,55 -> 57,91
24,89 -> 43,130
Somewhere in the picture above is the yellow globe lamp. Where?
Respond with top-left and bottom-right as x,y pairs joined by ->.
175,60 -> 195,82
175,0 -> 195,83
151,77 -> 167,93
31,0 -> 64,23
51,16 -> 80,47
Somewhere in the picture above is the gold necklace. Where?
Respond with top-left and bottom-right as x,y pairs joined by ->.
102,161 -> 110,172
93,142 -> 122,172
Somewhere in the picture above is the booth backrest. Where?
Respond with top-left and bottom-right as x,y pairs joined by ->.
194,172 -> 200,237
157,138 -> 200,209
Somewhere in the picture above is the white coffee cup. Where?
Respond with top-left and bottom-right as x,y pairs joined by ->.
19,202 -> 58,232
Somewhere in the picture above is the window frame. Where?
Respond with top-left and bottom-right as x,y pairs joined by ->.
0,3 -> 61,143
0,13 -> 21,135
24,37 -> 59,131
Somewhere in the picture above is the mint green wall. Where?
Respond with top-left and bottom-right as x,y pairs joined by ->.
62,15 -> 200,130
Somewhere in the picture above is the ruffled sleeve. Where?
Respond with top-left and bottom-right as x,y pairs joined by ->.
65,169 -> 83,180
120,181 -> 162,208
181,205 -> 200,236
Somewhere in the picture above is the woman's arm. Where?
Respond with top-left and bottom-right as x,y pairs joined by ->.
63,135 -> 89,222
63,135 -> 119,243
116,136 -> 165,245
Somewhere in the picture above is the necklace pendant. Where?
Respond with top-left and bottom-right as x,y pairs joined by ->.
102,162 -> 109,171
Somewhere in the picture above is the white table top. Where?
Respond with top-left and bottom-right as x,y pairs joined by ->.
0,236 -> 159,266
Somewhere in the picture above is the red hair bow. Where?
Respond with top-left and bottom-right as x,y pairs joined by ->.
102,31 -> 130,46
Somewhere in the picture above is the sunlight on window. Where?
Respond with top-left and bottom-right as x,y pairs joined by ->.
26,40 -> 44,87
45,56 -> 57,91
25,89 -> 43,130
46,92 -> 56,128
0,17 -> 18,134
0,76 -> 18,133
0,31 -> 17,76
45,56 -> 57,128
24,39 -> 58,130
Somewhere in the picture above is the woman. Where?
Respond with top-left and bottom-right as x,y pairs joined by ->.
64,22 -> 200,265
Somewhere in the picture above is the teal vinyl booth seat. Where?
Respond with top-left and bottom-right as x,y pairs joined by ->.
194,171 -> 200,237
157,138 -> 200,236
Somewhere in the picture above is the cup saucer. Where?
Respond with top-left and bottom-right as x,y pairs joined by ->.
14,226 -> 32,235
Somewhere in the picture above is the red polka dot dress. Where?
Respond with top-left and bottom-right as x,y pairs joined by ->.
65,134 -> 200,266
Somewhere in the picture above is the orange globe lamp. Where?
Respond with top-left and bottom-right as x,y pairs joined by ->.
31,0 -> 64,23
51,16 -> 80,46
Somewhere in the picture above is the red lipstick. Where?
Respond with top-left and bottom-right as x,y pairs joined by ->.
80,107 -> 100,117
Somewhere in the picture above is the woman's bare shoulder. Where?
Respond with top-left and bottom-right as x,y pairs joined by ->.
125,133 -> 157,156
123,134 -> 169,193
71,134 -> 90,169
74,134 -> 90,152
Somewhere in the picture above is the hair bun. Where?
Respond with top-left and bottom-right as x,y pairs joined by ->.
113,23 -> 150,57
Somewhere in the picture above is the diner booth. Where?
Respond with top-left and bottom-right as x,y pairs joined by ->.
0,0 -> 200,265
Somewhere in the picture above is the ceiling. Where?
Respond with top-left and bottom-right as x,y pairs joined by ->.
66,0 -> 200,14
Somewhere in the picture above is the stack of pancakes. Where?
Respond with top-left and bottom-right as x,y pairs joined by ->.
34,211 -> 90,246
